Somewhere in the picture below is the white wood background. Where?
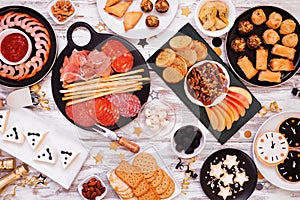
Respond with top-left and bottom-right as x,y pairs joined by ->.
0,0 -> 300,199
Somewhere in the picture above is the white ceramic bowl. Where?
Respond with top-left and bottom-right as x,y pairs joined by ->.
194,0 -> 236,37
184,60 -> 230,107
48,0 -> 77,25
170,125 -> 206,159
138,99 -> 176,137
77,175 -> 107,200
0,29 -> 32,65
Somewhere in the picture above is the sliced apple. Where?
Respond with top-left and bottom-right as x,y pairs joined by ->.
227,91 -> 250,109
222,99 -> 239,121
229,86 -> 252,104
212,105 -> 226,131
226,96 -> 246,117
218,101 -> 235,124
214,104 -> 233,130
205,107 -> 219,130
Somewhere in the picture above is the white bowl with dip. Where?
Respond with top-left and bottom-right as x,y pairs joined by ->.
184,60 -> 230,107
0,28 -> 32,65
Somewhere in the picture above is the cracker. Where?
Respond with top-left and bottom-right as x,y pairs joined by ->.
150,169 -> 164,188
159,177 -> 175,199
138,186 -> 160,200
146,170 -> 157,183
115,160 -> 143,188
155,171 -> 170,195
133,153 -> 158,173
109,170 -> 130,192
133,178 -> 150,197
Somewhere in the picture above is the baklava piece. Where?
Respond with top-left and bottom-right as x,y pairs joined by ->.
247,34 -> 261,49
231,38 -> 246,53
155,0 -> 169,13
238,20 -> 254,35
145,15 -> 159,27
140,0 -> 153,12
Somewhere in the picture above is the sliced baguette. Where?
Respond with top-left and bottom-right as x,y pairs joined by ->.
162,67 -> 184,83
123,11 -> 143,31
169,35 -> 193,51
104,1 -> 133,18
170,55 -> 188,75
191,40 -> 208,61
155,48 -> 176,67
176,49 -> 197,67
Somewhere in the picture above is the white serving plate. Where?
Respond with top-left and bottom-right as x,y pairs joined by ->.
97,0 -> 178,39
107,145 -> 181,199
252,111 -> 300,191
0,108 -> 89,189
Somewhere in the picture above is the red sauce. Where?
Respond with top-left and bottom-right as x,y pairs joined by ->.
1,33 -> 28,62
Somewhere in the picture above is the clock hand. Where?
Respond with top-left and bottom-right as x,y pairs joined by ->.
271,141 -> 275,149
293,161 -> 296,168
291,127 -> 296,135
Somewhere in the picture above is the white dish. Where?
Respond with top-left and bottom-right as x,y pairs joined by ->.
78,175 -> 107,200
107,145 -> 181,199
47,0 -> 77,24
184,60 -> 230,107
0,28 -> 32,65
194,0 -> 236,37
0,108 -> 89,189
252,111 -> 300,191
97,0 -> 178,39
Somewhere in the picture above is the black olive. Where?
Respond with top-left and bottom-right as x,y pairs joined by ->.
175,144 -> 185,152
185,147 -> 195,154
182,137 -> 193,149
192,139 -> 201,148
195,130 -> 203,140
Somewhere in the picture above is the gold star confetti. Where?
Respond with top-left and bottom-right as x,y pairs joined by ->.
259,102 -> 282,117
119,153 -> 125,160
213,47 -> 222,56
181,7 -> 191,17
110,141 -> 119,151
95,21 -> 107,32
133,127 -> 142,136
93,153 -> 103,163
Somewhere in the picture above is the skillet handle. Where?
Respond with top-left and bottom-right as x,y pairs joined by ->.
66,22 -> 98,49
117,136 -> 140,153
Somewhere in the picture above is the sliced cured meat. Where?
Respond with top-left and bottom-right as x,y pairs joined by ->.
111,51 -> 134,73
83,50 -> 111,78
107,93 -> 141,117
65,102 -> 96,127
101,40 -> 129,61
85,97 -> 120,126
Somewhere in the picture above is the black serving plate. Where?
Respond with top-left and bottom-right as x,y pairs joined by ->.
0,6 -> 57,87
226,6 -> 300,86
200,148 -> 257,200
51,22 -> 150,131
147,23 -> 261,144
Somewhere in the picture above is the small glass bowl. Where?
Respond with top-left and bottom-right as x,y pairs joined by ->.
170,125 -> 206,159
47,0 -> 77,24
77,175 -> 107,200
0,29 -> 32,65
138,99 -> 176,137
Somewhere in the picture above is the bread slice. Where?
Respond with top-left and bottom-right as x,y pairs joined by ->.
191,40 -> 208,61
170,55 -> 187,76
104,1 -> 133,18
162,67 -> 184,83
169,35 -> 193,51
105,0 -> 121,8
123,11 -> 143,31
176,49 -> 197,67
155,48 -> 176,67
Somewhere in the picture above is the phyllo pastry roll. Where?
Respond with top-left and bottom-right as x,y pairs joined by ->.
237,56 -> 258,79
256,47 -> 268,70
258,70 -> 281,83
271,44 -> 296,60
269,58 -> 295,71
282,33 -> 298,48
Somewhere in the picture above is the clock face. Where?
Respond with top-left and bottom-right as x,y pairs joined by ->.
255,131 -> 289,165
277,151 -> 300,182
278,117 -> 300,147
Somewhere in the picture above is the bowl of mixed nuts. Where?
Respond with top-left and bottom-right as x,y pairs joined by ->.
184,60 -> 230,107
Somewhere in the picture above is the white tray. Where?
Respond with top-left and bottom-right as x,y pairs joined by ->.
0,108 -> 89,189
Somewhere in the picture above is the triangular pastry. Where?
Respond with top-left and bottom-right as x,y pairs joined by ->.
104,1 -> 133,18
105,0 -> 121,8
0,110 -> 9,133
25,130 -> 48,151
59,149 -> 80,169
34,145 -> 56,164
2,123 -> 25,144
123,11 -> 143,31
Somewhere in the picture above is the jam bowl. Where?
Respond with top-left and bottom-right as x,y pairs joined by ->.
0,28 -> 32,66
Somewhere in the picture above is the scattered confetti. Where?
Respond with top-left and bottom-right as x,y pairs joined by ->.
93,153 -> 103,163
175,158 -> 184,170
95,21 -> 107,32
133,127 -> 142,136
213,47 -> 222,56
212,37 -> 222,47
36,173 -> 47,185
30,84 -> 50,111
256,183 -> 263,190
110,141 -> 119,151
181,7 -> 191,17
138,38 -> 149,48
119,153 -> 125,160
244,130 -> 252,138
257,171 -> 264,179
149,89 -> 159,100
258,106 -> 268,117
258,102 -> 282,117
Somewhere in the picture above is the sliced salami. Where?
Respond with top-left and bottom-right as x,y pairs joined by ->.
65,102 -> 95,127
111,51 -> 134,73
107,93 -> 141,118
85,97 -> 120,127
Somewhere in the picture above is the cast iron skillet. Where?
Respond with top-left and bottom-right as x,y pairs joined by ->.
200,148 -> 257,200
0,6 -> 57,87
226,6 -> 300,87
51,22 -> 150,131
